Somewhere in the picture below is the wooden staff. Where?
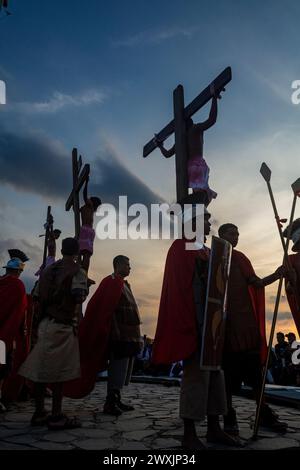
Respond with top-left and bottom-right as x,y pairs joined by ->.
253,167 -> 300,439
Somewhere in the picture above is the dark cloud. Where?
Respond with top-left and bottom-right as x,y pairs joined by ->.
268,295 -> 288,303
0,238 -> 43,293
265,310 -> 293,322
136,293 -> 159,308
0,128 -> 70,199
0,238 -> 42,267
0,126 -> 163,207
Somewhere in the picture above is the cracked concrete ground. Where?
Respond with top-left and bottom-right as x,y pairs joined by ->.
1,382 -> 300,450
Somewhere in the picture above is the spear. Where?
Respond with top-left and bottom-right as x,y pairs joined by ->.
252,166 -> 300,439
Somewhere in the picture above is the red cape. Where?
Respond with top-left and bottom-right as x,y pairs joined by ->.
285,254 -> 300,336
0,275 -> 27,351
64,274 -> 124,398
232,250 -> 267,364
2,295 -> 33,402
152,239 -> 209,365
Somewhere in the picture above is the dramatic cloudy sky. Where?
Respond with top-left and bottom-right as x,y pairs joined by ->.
1,0 -> 300,339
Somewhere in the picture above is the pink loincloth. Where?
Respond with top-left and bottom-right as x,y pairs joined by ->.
79,225 -> 95,255
187,156 -> 217,205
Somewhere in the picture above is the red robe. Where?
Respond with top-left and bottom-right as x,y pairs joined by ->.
231,250 -> 267,364
2,295 -> 33,402
285,253 -> 300,336
152,238 -> 209,365
64,274 -> 124,398
0,275 -> 27,352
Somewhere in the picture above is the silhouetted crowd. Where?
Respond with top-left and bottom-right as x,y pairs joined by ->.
269,332 -> 300,386
133,332 -> 300,388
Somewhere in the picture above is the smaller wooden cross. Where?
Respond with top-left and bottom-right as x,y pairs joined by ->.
65,148 -> 90,239
41,205 -> 53,269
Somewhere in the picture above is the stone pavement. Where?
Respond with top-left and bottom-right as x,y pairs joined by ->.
1,382 -> 300,451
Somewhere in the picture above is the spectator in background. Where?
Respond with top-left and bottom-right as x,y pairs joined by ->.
274,332 -> 290,385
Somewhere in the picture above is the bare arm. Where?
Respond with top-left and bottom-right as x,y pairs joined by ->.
158,143 -> 175,158
194,83 -> 225,131
249,266 -> 283,288
154,135 -> 175,158
195,96 -> 218,131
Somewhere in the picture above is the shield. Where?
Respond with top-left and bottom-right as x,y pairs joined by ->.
200,236 -> 232,370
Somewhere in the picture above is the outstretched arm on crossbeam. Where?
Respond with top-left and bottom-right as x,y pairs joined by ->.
153,134 -> 175,158
194,84 -> 223,131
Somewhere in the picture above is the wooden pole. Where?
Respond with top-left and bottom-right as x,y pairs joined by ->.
42,206 -> 51,269
173,85 -> 188,203
252,191 -> 298,440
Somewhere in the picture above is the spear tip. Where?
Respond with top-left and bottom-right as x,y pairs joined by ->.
260,162 -> 272,182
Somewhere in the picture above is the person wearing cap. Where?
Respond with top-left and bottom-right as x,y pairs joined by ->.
151,209 -> 238,450
218,223 -> 287,435
283,219 -> 300,336
0,258 -> 27,411
19,238 -> 88,429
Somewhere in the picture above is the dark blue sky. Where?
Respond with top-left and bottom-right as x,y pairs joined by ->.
1,0 -> 300,335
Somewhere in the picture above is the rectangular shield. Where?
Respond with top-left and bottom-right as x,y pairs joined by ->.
200,236 -> 232,370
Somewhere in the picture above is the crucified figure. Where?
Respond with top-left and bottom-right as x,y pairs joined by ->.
155,84 -> 223,206
79,177 -> 101,274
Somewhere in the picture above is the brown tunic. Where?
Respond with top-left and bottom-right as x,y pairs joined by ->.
225,256 -> 260,353
110,281 -> 141,358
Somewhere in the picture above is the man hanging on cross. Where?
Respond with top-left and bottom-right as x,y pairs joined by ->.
143,67 -> 231,205
154,83 -> 222,206
79,176 -> 101,273
65,148 -> 101,275
35,207 -> 61,277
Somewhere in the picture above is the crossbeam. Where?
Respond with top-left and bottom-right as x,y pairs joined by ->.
143,67 -> 232,158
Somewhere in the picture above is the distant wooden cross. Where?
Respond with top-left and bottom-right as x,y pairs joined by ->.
41,206 -> 53,268
65,148 -> 90,239
143,67 -> 232,203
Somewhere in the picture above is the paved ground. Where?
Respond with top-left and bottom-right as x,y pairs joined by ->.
1,382 -> 300,450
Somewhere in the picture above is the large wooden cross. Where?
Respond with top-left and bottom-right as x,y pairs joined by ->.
65,147 -> 90,239
143,67 -> 232,202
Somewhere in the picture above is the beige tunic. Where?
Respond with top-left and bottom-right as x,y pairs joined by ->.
19,268 -> 87,383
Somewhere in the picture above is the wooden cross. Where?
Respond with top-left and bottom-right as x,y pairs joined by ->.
41,206 -> 53,268
65,147 -> 90,239
143,67 -> 232,202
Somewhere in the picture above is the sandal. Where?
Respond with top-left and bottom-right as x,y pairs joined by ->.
47,414 -> 81,430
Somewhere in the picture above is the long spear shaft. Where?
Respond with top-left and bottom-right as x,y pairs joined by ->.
253,170 -> 299,439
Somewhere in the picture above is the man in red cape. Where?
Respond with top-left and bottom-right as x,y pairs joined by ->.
218,223 -> 287,435
152,210 -> 238,450
0,258 -> 27,411
64,255 -> 141,416
2,294 -> 33,403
